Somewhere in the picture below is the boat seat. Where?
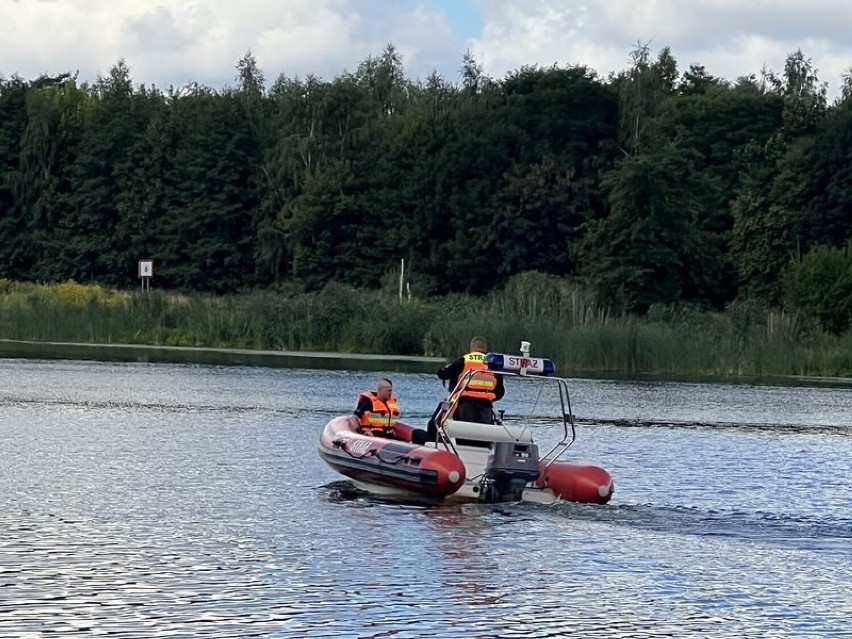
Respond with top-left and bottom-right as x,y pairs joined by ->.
443,418 -> 533,444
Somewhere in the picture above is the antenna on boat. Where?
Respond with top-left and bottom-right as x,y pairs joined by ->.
519,340 -> 531,376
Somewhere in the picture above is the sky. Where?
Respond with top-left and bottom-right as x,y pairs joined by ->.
2,0 -> 850,100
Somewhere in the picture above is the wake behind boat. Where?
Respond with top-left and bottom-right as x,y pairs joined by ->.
318,343 -> 614,505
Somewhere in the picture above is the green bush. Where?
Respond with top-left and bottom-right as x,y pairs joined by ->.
783,243 -> 852,334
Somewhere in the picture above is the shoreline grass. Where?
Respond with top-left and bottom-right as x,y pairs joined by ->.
1,276 -> 850,380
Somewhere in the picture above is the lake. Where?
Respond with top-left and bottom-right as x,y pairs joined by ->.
1,358 -> 850,638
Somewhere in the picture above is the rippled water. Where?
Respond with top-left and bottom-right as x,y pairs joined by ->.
1,358 -> 850,638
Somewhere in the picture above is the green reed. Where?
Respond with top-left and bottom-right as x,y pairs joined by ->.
1,276 -> 850,378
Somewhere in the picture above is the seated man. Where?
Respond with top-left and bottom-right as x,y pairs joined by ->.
354,377 -> 401,437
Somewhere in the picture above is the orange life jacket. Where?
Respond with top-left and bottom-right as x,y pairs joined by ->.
459,352 -> 497,401
357,391 -> 401,434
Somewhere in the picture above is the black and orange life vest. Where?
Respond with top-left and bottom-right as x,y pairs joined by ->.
458,352 -> 497,401
357,391 -> 401,434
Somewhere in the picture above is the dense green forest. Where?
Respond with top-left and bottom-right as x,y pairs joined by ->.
1,44 -> 851,335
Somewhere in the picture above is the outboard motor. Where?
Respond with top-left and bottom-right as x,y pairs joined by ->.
484,441 -> 541,502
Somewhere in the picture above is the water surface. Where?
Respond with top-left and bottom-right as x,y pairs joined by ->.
1,358 -> 850,638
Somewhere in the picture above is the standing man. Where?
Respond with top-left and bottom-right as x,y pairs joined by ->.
436,336 -> 504,424
354,378 -> 401,437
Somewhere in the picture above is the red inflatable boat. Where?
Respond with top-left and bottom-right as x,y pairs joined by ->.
319,415 -> 466,498
318,347 -> 614,505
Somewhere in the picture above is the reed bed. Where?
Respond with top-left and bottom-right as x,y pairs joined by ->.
1,276 -> 850,378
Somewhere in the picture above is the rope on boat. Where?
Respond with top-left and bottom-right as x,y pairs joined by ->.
336,438 -> 419,465
373,449 -> 420,465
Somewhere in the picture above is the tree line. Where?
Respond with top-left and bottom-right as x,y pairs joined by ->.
1,44 -> 851,333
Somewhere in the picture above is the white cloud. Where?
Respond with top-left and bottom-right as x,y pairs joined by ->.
1,0 -> 850,99
468,0 -> 852,98
0,0 -> 464,89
